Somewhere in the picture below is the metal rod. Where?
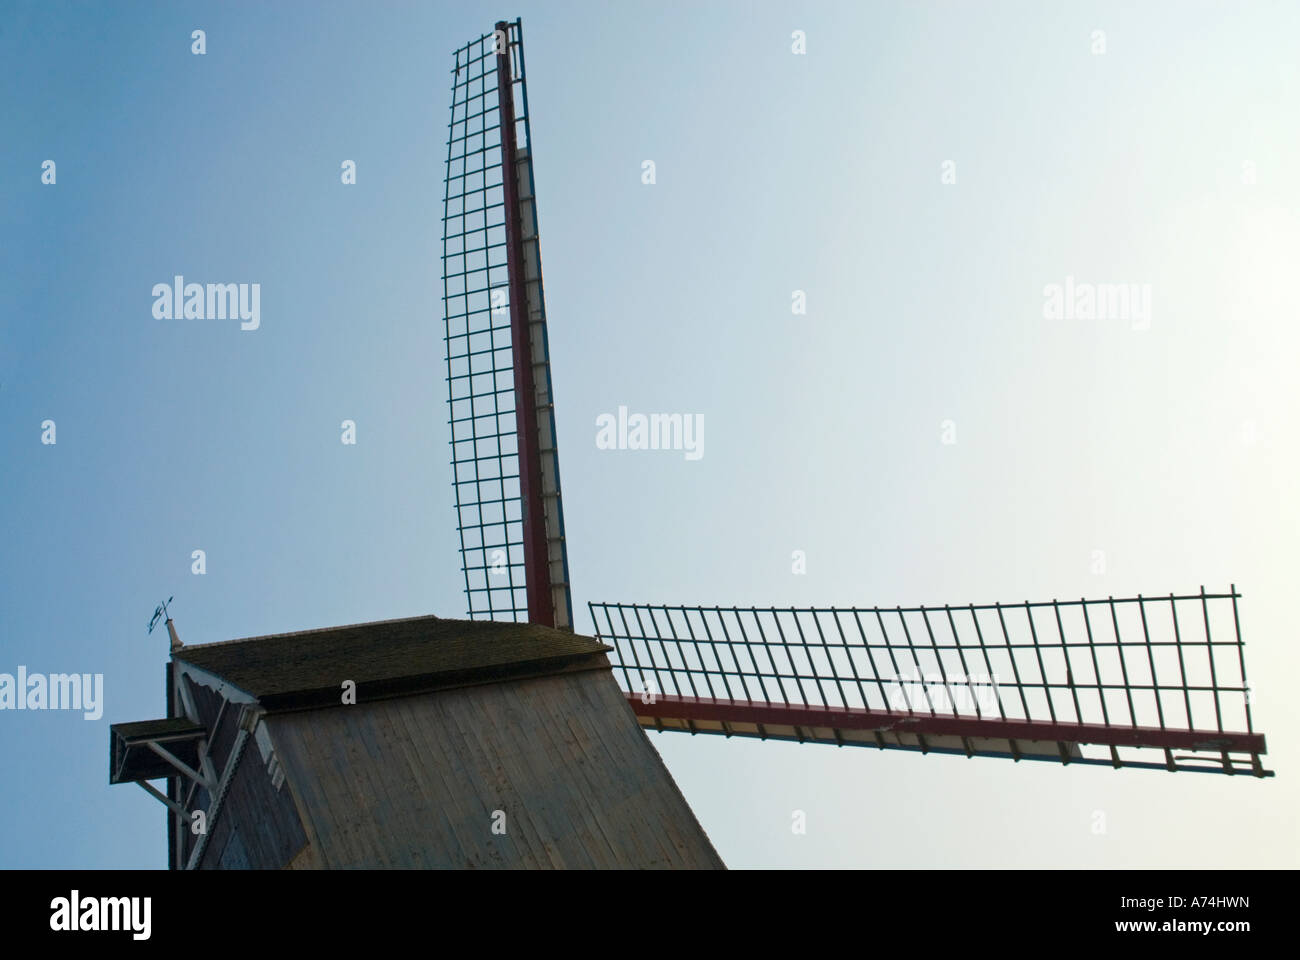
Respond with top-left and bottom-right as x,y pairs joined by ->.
1201,585 -> 1224,732
943,604 -> 979,718
1109,597 -> 1139,727
1053,600 -> 1083,724
874,608 -> 912,717
1024,601 -> 1057,724
995,603 -> 1033,720
1231,584 -> 1254,734
1080,599 -> 1110,727
1169,594 -> 1193,729
968,604 -> 1006,721
1137,595 -> 1166,730
896,607 -> 938,716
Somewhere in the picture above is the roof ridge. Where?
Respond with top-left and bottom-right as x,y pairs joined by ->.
169,616 -> 609,706
175,613 -> 449,653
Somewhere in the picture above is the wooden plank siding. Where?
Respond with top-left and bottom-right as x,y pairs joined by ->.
265,668 -> 724,868
196,736 -> 309,869
170,675 -> 310,869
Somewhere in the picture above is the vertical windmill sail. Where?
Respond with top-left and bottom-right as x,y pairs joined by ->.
442,20 -> 572,628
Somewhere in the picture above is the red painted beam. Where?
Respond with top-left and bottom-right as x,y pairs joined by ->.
627,694 -> 1267,755
496,21 -> 552,627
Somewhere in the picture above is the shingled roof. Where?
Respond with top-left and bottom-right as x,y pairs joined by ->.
173,615 -> 612,711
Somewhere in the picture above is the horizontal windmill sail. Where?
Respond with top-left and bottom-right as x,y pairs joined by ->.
591,587 -> 1270,777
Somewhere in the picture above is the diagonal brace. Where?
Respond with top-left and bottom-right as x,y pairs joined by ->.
146,741 -> 214,792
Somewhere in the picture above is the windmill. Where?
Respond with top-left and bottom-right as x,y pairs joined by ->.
101,16 -> 1273,874
443,19 -> 1271,780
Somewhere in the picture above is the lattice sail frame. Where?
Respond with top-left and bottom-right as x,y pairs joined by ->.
441,22 -> 1269,779
591,587 -> 1270,776
442,20 -> 572,626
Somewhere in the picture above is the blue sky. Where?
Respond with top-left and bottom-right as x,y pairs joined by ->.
2,0 -> 1297,868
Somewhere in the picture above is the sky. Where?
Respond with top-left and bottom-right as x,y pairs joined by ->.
1,0 -> 1297,868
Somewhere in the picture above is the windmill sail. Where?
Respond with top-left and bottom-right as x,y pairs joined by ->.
591,588 -> 1270,776
442,20 -> 572,628
444,22 -> 1271,782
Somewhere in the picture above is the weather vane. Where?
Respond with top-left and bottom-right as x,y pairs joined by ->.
148,596 -> 173,635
